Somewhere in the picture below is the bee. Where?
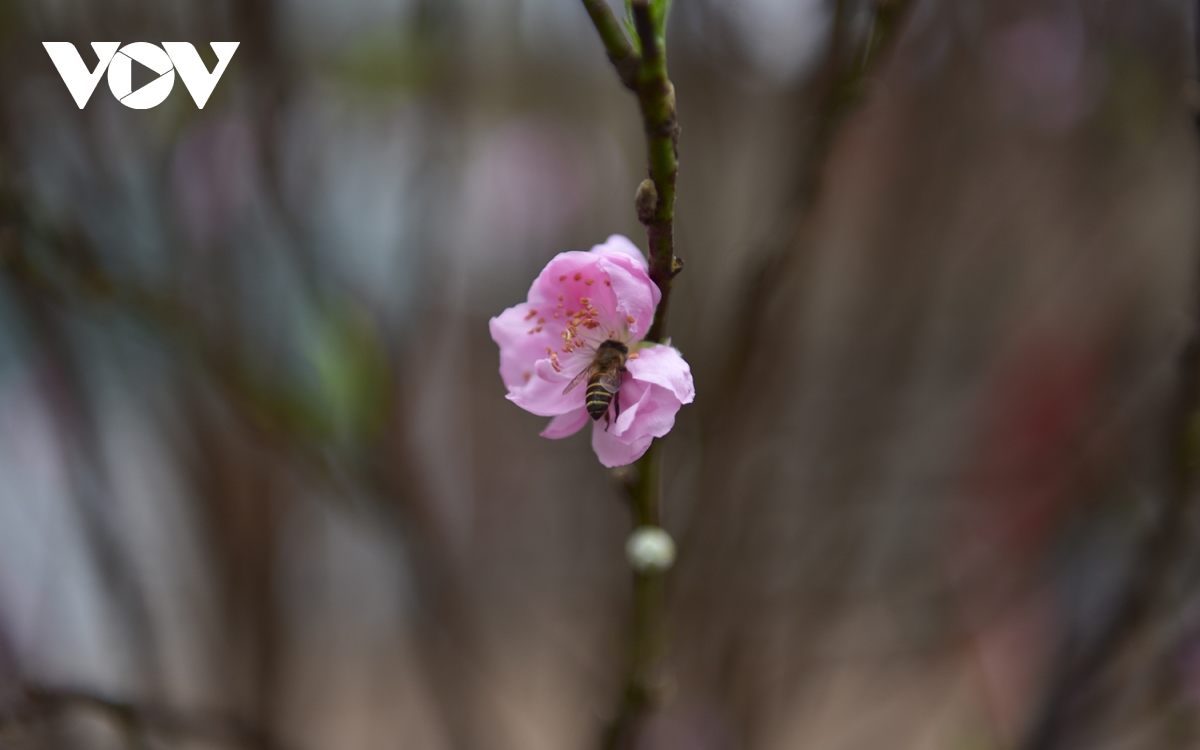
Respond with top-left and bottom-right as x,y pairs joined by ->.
563,339 -> 629,430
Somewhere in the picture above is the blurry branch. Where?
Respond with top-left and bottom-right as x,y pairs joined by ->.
1,6 -> 496,745
0,200 -> 365,445
2,198 -> 508,750
232,0 -> 503,744
722,0 -> 911,394
581,1 -> 680,748
1018,16 -> 1200,749
3,684 -> 286,750
805,0 -> 911,205
0,187 -> 169,700
1,152 -> 509,750
1019,259 -> 1200,750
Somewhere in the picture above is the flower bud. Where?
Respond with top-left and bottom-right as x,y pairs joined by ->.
625,525 -> 676,573
635,179 -> 657,224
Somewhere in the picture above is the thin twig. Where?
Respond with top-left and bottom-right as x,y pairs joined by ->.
720,0 -> 911,402
2,685 -> 284,750
580,0 -> 640,89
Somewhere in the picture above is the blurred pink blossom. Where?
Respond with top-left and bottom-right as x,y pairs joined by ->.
462,118 -> 592,261
490,235 -> 695,467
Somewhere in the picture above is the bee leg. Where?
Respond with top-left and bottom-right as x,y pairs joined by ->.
603,410 -> 611,432
612,391 -> 621,425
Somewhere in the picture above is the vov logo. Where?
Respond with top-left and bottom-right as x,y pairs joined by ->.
43,42 -> 239,110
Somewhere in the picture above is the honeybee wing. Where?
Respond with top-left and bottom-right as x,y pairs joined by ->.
562,362 -> 598,395
595,363 -> 624,393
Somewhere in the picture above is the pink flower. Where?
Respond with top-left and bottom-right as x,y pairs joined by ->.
490,235 -> 695,467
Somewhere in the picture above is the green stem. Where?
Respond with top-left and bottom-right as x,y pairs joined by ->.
580,1 -> 680,746
629,437 -> 661,527
580,0 -> 680,344
630,0 -> 679,344
605,439 -> 666,750
628,438 -> 664,689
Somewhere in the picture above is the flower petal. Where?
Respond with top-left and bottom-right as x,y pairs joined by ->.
592,234 -> 648,271
489,303 -> 559,391
541,408 -> 590,439
508,357 -> 581,416
528,252 -> 622,337
626,345 -> 695,404
591,423 -> 655,467
599,256 -> 657,340
606,377 -> 650,438
580,347 -> 694,467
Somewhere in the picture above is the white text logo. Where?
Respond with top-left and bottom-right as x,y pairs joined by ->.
43,42 -> 239,110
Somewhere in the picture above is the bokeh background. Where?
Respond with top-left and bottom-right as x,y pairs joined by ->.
1,0 -> 1200,748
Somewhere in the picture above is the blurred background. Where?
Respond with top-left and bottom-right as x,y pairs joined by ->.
1,0 -> 1199,748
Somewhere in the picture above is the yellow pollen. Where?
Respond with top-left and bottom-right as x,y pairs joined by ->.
557,294 -> 563,301
585,279 -> 594,286
537,318 -> 545,324
626,315 -> 635,324
534,326 -> 543,333
550,352 -> 558,360
629,353 -> 639,359
574,272 -> 582,281
524,309 -> 537,320
579,297 -> 590,305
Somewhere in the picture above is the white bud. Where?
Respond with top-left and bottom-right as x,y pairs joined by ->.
625,526 -> 676,573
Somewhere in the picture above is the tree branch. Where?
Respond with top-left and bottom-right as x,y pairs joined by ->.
582,0 -> 681,344
581,1 -> 680,747
629,0 -> 680,343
